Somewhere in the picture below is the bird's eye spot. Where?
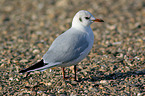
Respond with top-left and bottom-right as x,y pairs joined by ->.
85,17 -> 90,19
79,17 -> 82,22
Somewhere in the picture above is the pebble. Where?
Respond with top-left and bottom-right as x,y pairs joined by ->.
4,6 -> 13,12
100,80 -> 107,84
1,0 -> 144,95
0,64 -> 5,67
137,93 -> 141,96
71,81 -> 77,84
46,82 -> 52,86
20,59 -> 28,63
33,49 -> 40,54
112,41 -> 122,45
9,77 -> 13,81
107,25 -> 116,30
70,93 -> 77,96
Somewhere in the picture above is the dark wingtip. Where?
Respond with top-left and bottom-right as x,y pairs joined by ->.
19,59 -> 44,73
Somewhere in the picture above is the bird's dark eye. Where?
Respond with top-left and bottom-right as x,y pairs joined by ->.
85,17 -> 90,19
79,17 -> 82,22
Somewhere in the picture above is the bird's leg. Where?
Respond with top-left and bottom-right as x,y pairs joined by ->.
62,67 -> 65,79
62,67 -> 71,79
23,72 -> 30,79
25,72 -> 30,78
74,65 -> 77,81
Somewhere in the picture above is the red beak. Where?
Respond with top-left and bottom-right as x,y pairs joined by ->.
92,18 -> 104,22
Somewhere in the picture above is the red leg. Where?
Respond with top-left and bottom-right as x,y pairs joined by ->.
62,66 -> 77,80
62,67 -> 72,79
62,67 -> 65,79
25,72 -> 30,78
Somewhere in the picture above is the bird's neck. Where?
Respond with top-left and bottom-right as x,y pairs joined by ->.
72,24 -> 91,32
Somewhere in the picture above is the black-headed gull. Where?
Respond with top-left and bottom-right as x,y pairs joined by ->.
19,10 -> 104,81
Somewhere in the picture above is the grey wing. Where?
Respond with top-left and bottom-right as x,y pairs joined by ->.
43,31 -> 89,63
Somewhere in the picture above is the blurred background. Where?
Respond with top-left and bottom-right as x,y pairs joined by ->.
0,0 -> 145,95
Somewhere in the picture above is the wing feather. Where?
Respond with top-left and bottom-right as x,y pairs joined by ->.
43,29 -> 89,64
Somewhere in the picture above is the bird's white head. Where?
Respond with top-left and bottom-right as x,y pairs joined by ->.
72,10 -> 104,28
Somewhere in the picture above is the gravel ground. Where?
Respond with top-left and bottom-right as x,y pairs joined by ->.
0,0 -> 145,95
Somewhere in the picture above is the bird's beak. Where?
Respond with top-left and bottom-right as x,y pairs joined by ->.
92,18 -> 104,22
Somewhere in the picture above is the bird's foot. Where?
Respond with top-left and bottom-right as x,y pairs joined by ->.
63,76 -> 78,81
63,76 -> 72,80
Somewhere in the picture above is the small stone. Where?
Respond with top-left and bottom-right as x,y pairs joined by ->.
107,25 -> 116,30
140,57 -> 144,61
137,93 -> 141,96
99,85 -> 104,89
33,49 -> 40,54
36,31 -> 42,35
56,0 -> 68,7
0,64 -> 5,67
70,93 -> 77,96
4,6 -> 14,12
45,82 -> 52,86
37,91 -> 42,94
84,90 -> 88,93
137,38 -> 143,43
89,86 -> 93,91
80,85 -> 83,88
71,81 -> 77,84
9,77 -> 13,81
112,41 -> 122,45
100,80 -> 107,84
20,59 -> 28,63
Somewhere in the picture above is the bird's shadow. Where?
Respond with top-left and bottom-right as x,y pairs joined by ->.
20,68 -> 145,82
78,69 -> 145,82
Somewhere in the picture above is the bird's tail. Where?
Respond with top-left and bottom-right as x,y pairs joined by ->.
19,59 -> 45,73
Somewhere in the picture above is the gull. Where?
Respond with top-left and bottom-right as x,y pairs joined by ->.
19,10 -> 104,81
